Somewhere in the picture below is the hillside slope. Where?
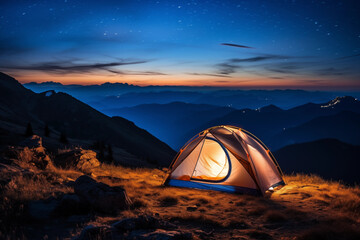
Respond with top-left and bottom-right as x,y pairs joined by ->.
272,111 -> 360,148
0,72 -> 175,166
103,102 -> 235,149
274,138 -> 360,184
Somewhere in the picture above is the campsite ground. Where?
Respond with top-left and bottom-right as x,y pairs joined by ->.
1,160 -> 360,240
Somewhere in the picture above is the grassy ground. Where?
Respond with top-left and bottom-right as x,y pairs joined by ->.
1,163 -> 360,239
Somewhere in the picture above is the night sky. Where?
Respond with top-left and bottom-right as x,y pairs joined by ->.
0,0 -> 359,89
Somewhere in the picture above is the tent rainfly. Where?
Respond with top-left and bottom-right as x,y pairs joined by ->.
163,125 -> 285,195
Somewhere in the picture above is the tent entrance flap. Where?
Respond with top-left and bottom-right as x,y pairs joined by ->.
191,137 -> 231,182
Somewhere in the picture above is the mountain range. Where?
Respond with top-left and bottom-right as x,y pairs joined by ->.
101,96 -> 360,150
24,81 -> 360,110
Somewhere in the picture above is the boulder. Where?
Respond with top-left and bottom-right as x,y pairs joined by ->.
17,135 -> 53,170
28,193 -> 92,220
55,194 -> 90,216
74,175 -> 132,213
128,229 -> 192,240
77,224 -> 112,240
20,135 -> 43,151
54,148 -> 100,173
112,215 -> 160,232
28,197 -> 59,220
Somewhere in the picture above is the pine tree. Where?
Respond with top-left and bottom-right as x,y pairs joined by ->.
44,124 -> 50,137
59,132 -> 68,144
25,122 -> 34,137
98,143 -> 105,162
107,144 -> 114,163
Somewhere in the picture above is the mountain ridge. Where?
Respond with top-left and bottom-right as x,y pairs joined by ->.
274,138 -> 360,184
0,72 -> 175,166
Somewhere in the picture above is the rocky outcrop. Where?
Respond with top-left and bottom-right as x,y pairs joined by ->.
112,215 -> 161,232
0,163 -> 34,186
20,135 -> 43,149
76,225 -> 112,240
17,135 -> 53,170
77,215 -> 192,240
74,175 -> 132,213
54,148 -> 100,173
28,193 -> 91,220
128,229 -> 192,240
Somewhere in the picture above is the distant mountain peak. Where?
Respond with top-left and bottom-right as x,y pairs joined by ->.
321,96 -> 358,108
259,104 -> 283,112
25,81 -> 63,86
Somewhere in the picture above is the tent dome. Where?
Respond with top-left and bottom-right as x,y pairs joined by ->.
163,125 -> 285,195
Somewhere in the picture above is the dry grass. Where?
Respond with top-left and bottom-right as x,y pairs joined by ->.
87,166 -> 360,239
274,173 -> 360,218
1,160 -> 360,239
3,173 -> 73,201
0,164 -> 81,238
263,210 -> 287,222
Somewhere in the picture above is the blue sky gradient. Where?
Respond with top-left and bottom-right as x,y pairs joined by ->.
0,0 -> 359,89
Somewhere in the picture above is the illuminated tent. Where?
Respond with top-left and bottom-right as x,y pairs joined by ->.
163,125 -> 285,195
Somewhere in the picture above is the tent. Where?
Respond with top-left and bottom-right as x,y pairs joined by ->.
163,125 -> 285,195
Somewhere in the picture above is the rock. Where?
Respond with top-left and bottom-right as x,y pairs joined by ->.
128,229 -> 192,240
28,198 -> 59,220
65,180 -> 75,187
186,205 -> 198,212
112,215 -> 160,231
17,135 -> 53,170
0,163 -> 34,185
77,224 -> 111,240
74,175 -> 132,214
20,135 -> 43,150
54,148 -> 100,173
28,193 -> 92,220
55,194 -> 90,216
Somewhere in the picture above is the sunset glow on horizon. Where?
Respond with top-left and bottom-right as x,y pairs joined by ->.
12,71 -> 360,91
0,1 -> 359,90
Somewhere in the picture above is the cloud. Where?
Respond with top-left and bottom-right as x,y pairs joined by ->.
336,53 -> 360,60
187,72 -> 232,78
221,43 -> 254,49
0,59 -> 149,75
216,62 -> 239,75
229,55 -> 289,63
314,67 -> 348,76
215,54 -> 291,75
122,71 -> 168,76
214,80 -> 231,83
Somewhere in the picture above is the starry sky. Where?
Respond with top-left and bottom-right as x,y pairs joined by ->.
0,0 -> 359,89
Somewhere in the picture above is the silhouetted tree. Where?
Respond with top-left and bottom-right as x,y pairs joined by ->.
92,140 -> 108,162
44,124 -> 50,137
25,122 -> 34,137
59,132 -> 68,144
107,144 -> 114,163
98,145 -> 105,162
